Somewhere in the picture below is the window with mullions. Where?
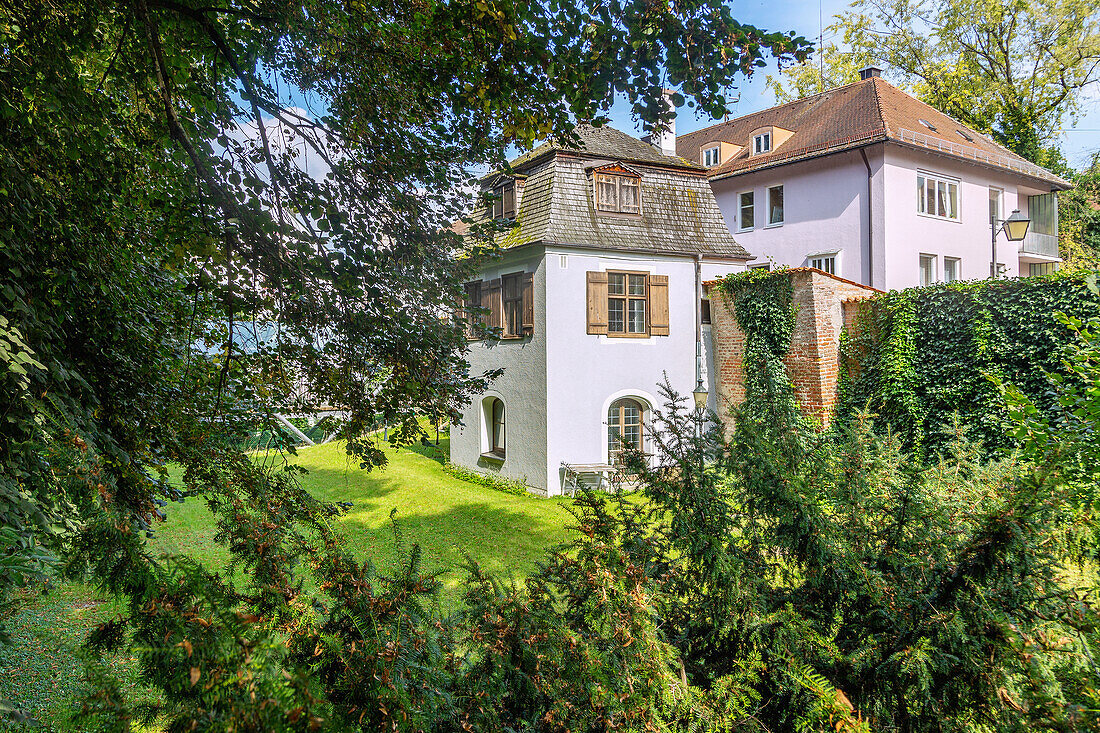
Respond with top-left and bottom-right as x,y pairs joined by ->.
607,398 -> 644,463
607,272 -> 647,335
738,191 -> 755,230
490,398 -> 505,456
702,146 -> 721,166
917,172 -> 959,220
595,173 -> 641,214
809,255 -> 836,275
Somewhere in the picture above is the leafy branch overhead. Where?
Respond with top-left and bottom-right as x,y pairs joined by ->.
768,0 -> 1100,169
0,0 -> 808,728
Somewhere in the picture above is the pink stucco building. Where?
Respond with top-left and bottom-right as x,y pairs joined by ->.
676,68 -> 1071,291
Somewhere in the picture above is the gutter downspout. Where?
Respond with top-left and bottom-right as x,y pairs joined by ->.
859,147 -> 875,289
694,254 -> 702,390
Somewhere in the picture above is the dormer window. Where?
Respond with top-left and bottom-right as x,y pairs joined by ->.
702,145 -> 721,167
595,170 -> 641,214
492,179 -> 516,220
753,132 -> 772,155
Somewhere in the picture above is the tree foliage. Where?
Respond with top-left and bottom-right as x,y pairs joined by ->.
1058,153 -> 1100,269
767,0 -> 1100,169
0,0 -> 811,726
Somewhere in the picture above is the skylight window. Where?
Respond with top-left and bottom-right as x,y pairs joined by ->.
956,129 -> 974,142
919,119 -> 938,132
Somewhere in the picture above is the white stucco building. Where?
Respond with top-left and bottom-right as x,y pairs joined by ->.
676,68 -> 1071,290
450,126 -> 749,496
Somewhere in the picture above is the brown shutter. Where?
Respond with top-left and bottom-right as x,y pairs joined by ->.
649,274 -> 669,336
486,278 -> 503,330
460,281 -> 482,339
586,271 -> 608,335
521,272 -> 534,335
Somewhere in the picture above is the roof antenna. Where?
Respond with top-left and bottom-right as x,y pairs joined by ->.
819,0 -> 824,92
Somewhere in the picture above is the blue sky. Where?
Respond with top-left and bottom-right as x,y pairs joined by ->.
604,0 -> 1100,170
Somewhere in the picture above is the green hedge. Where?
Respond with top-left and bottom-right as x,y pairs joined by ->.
839,271 -> 1100,454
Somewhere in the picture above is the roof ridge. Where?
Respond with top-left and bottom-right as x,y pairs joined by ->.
678,77 -> 878,141
870,77 -> 889,135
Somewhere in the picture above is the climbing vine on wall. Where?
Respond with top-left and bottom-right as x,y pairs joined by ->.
839,271 -> 1100,455
716,268 -> 799,416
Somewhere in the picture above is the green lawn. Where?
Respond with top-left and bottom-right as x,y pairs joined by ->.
0,434 -> 577,730
152,435 -> 577,599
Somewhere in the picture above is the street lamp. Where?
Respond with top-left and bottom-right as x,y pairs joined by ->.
991,209 -> 1030,279
692,379 -> 709,411
692,379 -> 708,486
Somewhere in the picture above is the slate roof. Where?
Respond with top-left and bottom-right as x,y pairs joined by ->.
472,125 -> 750,260
508,124 -> 702,172
677,77 -> 1071,190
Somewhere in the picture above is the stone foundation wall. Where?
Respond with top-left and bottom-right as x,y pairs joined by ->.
705,268 -> 878,431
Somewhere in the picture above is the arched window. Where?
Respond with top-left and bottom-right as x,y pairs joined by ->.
607,398 -> 644,463
490,398 -> 505,456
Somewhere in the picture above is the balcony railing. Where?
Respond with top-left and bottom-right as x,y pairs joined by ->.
1019,230 -> 1060,258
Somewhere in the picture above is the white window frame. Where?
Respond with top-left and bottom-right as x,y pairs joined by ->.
917,171 -> 960,221
753,132 -> 771,155
606,270 -> 649,337
766,184 -> 784,227
702,145 -> 721,167
944,257 -> 961,283
988,187 -> 1002,226
607,398 -> 646,464
919,254 -> 938,286
737,190 -> 755,231
809,254 -> 837,275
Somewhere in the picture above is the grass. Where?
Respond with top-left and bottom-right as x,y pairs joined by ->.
152,434 -> 577,600
0,432 -> 578,730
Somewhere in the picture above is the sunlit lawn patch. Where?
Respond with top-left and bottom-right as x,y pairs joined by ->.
1,433 -> 578,729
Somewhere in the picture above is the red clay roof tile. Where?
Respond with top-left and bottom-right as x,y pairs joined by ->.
677,77 -> 1070,189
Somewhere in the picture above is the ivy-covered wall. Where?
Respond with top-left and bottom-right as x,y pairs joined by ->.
708,268 -> 879,428
839,271 -> 1100,454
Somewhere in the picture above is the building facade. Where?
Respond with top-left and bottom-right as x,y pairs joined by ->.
450,126 -> 748,496
677,69 -> 1070,290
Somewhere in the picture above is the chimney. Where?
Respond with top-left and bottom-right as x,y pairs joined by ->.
858,65 -> 882,80
645,89 -> 677,157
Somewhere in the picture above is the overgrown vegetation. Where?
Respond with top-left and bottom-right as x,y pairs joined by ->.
838,271 -> 1100,455
4,1 -> 1099,729
0,1 -> 812,727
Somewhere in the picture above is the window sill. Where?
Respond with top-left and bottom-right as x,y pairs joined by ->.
480,451 -> 505,465
765,222 -> 784,229
606,332 -> 651,339
595,210 -> 643,219
736,227 -> 755,234
916,212 -> 961,223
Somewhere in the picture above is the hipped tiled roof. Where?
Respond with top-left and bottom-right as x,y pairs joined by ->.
509,124 -> 701,172
677,77 -> 1071,190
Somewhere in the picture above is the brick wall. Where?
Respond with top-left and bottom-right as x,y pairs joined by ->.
705,268 -> 878,433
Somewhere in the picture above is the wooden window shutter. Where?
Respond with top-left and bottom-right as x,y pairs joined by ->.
586,271 -> 608,334
486,278 -> 503,330
521,272 -> 534,334
649,274 -> 670,336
